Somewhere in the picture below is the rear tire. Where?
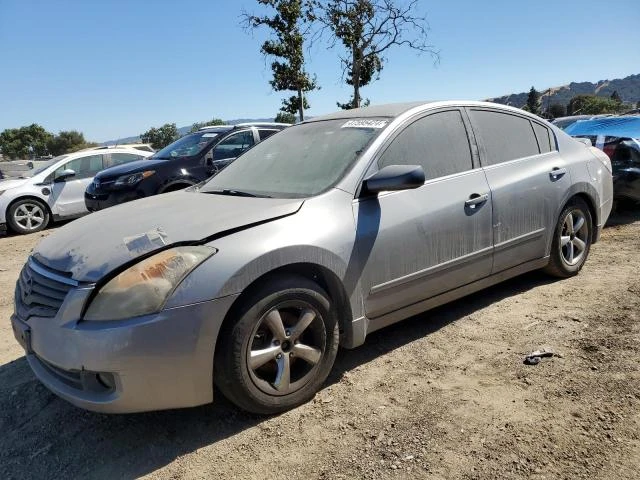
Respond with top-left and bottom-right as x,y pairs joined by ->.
544,198 -> 592,278
7,198 -> 50,235
214,275 -> 339,415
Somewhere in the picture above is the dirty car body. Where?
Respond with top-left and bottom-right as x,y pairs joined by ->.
11,101 -> 613,414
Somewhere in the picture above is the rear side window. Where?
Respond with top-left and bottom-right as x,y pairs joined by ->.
109,153 -> 142,167
378,110 -> 473,181
532,122 -> 554,153
258,129 -> 279,141
470,110 -> 540,165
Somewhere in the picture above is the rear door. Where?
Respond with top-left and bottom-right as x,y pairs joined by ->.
467,108 -> 568,272
50,154 -> 105,217
357,109 -> 494,319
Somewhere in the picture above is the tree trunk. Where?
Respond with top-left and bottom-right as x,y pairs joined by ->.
298,88 -> 304,122
352,46 -> 361,109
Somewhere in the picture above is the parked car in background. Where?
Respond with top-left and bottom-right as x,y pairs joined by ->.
88,143 -> 155,153
12,101 -> 612,415
0,148 -> 152,234
84,123 -> 289,212
552,114 -> 614,130
565,116 -> 640,205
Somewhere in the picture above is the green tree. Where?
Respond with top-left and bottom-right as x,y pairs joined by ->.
274,111 -> 297,123
140,123 -> 179,150
47,130 -> 96,156
610,90 -> 622,103
567,95 -> 624,115
0,124 -> 52,159
526,87 -> 540,115
548,103 -> 566,119
311,0 -> 438,109
189,118 -> 226,133
245,0 -> 318,121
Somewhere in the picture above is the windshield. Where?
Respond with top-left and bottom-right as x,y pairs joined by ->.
200,118 -> 388,198
26,155 -> 68,177
152,131 -> 224,160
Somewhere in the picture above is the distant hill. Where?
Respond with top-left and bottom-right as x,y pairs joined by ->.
487,73 -> 640,109
102,118 -> 274,146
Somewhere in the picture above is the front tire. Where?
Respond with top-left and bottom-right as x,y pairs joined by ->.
544,198 -> 592,278
7,198 -> 50,234
214,275 -> 339,414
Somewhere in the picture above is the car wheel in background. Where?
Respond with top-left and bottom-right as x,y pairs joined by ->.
544,197 -> 592,278
7,198 -> 50,235
215,275 -> 339,414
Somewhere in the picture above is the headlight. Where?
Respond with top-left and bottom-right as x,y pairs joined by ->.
114,170 -> 155,186
84,246 -> 216,321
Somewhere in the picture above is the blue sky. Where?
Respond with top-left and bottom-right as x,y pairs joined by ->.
0,0 -> 638,142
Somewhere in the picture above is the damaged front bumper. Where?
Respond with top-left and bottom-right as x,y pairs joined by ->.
12,293 -> 238,413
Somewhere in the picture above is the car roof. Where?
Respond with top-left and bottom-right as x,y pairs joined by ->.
306,101 -> 545,123
68,147 -> 152,157
198,122 -> 290,132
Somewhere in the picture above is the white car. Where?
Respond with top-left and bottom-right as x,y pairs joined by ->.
0,148 -> 152,235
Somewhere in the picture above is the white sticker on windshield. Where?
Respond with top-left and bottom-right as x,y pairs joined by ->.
202,133 -> 219,138
341,120 -> 388,129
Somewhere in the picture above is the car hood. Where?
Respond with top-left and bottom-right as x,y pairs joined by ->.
0,177 -> 29,190
95,158 -> 170,180
33,191 -> 304,282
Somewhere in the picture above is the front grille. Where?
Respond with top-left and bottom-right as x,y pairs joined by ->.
15,258 -> 78,319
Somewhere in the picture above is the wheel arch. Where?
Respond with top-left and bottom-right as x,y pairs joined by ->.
158,180 -> 196,194
215,262 -> 354,357
6,194 -> 53,223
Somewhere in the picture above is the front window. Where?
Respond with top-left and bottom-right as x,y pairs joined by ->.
152,131 -> 225,160
24,155 -> 68,177
201,118 -> 388,198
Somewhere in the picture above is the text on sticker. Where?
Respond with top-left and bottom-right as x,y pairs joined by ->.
341,120 -> 388,129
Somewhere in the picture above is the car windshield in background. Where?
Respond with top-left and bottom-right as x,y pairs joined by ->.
152,132 -> 221,160
28,155 -> 68,177
201,118 -> 388,198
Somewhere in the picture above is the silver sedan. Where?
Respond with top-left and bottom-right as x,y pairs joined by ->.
11,101 -> 613,414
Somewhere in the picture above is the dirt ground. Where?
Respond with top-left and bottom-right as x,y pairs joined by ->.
0,210 -> 639,480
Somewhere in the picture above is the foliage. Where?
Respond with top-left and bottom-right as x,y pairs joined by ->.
566,95 -> 625,115
310,0 -> 438,109
526,87 -> 540,115
47,130 -> 96,156
245,0 -> 318,121
548,103 -> 566,119
140,123 -> 179,150
0,124 -> 52,159
610,90 -> 622,103
274,112 -> 297,123
189,118 -> 226,133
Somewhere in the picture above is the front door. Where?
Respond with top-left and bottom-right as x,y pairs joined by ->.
49,154 -> 104,217
356,109 -> 494,319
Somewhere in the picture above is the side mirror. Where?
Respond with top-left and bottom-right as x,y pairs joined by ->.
363,165 -> 425,194
54,169 -> 76,182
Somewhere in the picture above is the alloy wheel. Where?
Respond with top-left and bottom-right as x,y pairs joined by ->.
560,209 -> 588,266
13,203 -> 45,231
247,302 -> 326,396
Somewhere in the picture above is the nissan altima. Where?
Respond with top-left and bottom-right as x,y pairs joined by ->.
11,101 -> 613,414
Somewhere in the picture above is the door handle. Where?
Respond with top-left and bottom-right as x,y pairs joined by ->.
549,167 -> 567,180
465,193 -> 489,209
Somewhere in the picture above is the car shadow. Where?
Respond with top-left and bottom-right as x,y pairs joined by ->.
0,270 -> 557,480
605,203 -> 640,227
